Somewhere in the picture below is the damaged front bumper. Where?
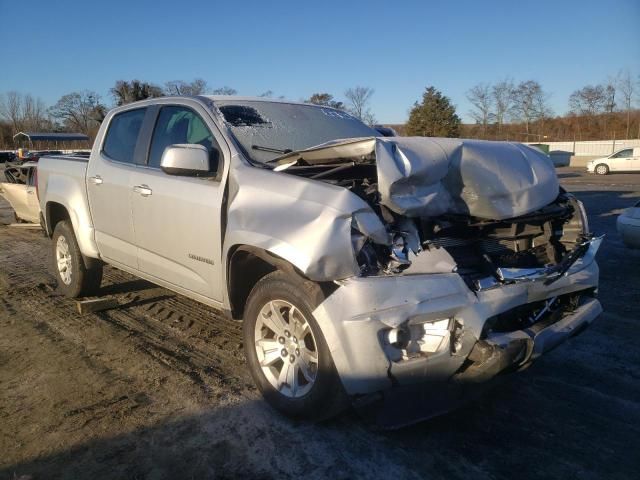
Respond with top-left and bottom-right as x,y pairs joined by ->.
477,235 -> 603,290
312,237 -> 602,418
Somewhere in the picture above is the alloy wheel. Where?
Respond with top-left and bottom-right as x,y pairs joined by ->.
254,299 -> 318,398
56,235 -> 73,285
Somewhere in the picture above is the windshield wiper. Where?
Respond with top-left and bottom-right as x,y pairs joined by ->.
251,144 -> 292,155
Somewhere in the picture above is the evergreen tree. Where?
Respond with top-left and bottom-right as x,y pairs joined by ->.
406,86 -> 461,137
111,80 -> 164,106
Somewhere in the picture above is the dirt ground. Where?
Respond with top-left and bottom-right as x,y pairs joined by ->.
1,167 -> 639,479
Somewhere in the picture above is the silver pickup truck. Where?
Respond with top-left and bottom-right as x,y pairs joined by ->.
38,96 -> 602,424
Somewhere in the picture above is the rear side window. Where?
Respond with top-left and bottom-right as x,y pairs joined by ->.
103,108 -> 146,163
148,106 -> 217,168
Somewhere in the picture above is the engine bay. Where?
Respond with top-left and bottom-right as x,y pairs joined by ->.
282,158 -> 590,291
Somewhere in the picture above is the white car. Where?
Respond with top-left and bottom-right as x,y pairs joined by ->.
0,162 -> 40,223
617,201 -> 640,248
587,147 -> 640,175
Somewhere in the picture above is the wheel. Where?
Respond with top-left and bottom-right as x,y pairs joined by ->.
595,164 -> 609,175
52,220 -> 103,297
243,271 -> 347,420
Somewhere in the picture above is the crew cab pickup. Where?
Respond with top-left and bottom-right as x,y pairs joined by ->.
38,96 -> 602,424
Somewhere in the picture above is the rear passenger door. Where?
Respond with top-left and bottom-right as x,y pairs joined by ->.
24,167 -> 40,223
1,183 -> 30,221
130,103 -> 226,302
87,107 -> 147,268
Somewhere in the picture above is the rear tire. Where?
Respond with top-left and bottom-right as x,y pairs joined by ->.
243,271 -> 348,420
51,220 -> 102,298
595,164 -> 609,175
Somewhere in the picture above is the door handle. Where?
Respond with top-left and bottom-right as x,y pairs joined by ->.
89,175 -> 103,185
133,184 -> 152,196
27,190 -> 35,195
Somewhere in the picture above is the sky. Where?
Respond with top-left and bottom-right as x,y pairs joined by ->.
0,0 -> 638,124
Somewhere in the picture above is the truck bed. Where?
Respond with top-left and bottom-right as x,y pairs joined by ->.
37,153 -> 98,257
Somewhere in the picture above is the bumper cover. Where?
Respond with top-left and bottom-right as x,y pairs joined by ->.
484,296 -> 601,364
312,241 -> 601,397
356,297 -> 601,429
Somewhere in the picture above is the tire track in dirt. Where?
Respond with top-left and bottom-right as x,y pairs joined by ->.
0,226 -> 254,404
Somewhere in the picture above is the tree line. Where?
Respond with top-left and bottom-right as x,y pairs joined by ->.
463,69 -> 639,142
0,79 -> 381,147
1,70 -> 639,148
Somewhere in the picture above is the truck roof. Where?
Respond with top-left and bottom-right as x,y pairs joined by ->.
106,95 -> 327,116
201,95 -> 311,106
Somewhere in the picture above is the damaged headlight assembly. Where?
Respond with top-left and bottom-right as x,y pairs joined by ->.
351,212 -> 424,276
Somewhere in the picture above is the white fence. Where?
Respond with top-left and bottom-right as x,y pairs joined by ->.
536,139 -> 640,156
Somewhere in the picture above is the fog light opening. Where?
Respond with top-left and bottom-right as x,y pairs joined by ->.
385,326 -> 410,349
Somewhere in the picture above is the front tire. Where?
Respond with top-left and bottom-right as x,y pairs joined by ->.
595,163 -> 609,175
243,271 -> 347,420
52,220 -> 103,298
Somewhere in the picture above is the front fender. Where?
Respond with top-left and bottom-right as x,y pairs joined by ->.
222,163 -> 387,283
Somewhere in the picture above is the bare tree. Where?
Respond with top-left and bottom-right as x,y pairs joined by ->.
211,86 -> 237,96
604,79 -> 617,114
22,94 -> 48,131
600,77 -> 618,134
49,91 -> 105,135
345,86 -> 376,124
0,91 -> 25,131
512,80 -> 551,135
618,70 -> 635,138
0,91 -> 49,132
568,85 -> 607,116
466,83 -> 494,137
258,90 -> 274,98
164,78 -> 209,96
190,78 -> 208,96
492,79 -> 514,134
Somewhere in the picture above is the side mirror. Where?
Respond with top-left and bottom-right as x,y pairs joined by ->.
160,144 -> 219,177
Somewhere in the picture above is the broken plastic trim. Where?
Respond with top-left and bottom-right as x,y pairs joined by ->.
475,235 -> 603,291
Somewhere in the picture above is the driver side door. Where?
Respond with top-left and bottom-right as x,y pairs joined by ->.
130,103 -> 226,302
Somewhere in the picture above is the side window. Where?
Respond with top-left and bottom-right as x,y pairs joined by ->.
102,108 -> 146,163
27,168 -> 35,186
148,106 -> 217,168
612,149 -> 632,158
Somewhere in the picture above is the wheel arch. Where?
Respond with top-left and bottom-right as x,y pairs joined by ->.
46,201 -> 101,270
45,201 -> 71,237
226,245 -> 336,321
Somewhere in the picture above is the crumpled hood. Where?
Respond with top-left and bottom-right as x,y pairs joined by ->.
277,136 -> 560,220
